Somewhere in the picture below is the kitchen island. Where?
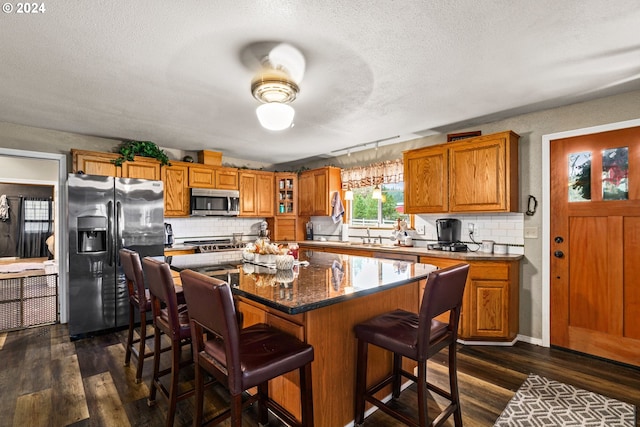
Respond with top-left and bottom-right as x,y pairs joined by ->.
169,250 -> 437,427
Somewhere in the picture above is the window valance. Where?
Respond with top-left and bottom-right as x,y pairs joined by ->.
340,159 -> 404,189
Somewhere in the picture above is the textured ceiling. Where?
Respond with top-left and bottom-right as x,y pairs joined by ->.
1,1 -> 639,165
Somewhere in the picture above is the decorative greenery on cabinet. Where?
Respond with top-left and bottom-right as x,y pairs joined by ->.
113,141 -> 171,166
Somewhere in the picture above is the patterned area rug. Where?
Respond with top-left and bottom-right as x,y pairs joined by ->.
494,374 -> 636,426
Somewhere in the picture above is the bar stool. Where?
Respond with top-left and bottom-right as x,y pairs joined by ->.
353,263 -> 470,427
142,257 -> 196,427
180,269 -> 315,427
121,248 -> 166,383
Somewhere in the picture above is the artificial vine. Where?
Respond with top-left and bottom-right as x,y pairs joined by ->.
113,140 -> 171,166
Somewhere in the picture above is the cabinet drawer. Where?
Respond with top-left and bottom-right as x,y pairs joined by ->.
266,312 -> 305,341
470,263 -> 509,280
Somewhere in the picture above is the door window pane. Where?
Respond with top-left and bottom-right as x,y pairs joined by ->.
569,152 -> 591,202
602,147 -> 628,200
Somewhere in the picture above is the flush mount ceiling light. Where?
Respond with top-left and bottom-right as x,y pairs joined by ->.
251,43 -> 305,131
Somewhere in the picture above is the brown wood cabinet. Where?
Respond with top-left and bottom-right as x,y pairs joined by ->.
404,144 -> 448,213
298,167 -> 342,216
239,170 -> 274,217
72,149 -> 161,179
420,256 -> 519,342
188,164 -> 239,189
404,131 -> 519,213
266,217 -> 297,241
162,162 -> 190,217
275,172 -> 297,215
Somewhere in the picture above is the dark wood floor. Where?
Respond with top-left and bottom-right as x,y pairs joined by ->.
0,323 -> 638,427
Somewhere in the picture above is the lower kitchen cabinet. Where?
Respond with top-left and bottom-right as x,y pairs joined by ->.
266,217 -> 298,242
420,256 -> 519,342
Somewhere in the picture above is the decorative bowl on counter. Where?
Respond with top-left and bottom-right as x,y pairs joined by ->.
275,254 -> 295,270
254,254 -> 276,265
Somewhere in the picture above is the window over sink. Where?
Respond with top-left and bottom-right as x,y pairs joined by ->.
348,182 -> 409,228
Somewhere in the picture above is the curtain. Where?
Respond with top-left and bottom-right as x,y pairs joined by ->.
17,196 -> 53,258
340,159 -> 404,189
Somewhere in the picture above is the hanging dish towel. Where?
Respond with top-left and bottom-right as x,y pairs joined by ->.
0,194 -> 9,221
331,191 -> 345,224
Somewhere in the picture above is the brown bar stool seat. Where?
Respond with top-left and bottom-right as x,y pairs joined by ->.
121,248 -> 176,383
180,269 -> 315,427
353,263 -> 469,427
142,257 -> 200,427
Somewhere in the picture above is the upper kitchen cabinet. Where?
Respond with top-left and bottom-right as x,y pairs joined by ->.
239,170 -> 274,217
404,145 -> 448,213
403,130 -> 519,213
72,149 -> 161,180
188,165 -> 239,189
120,158 -> 161,180
298,167 -> 342,216
162,162 -> 190,217
275,172 -> 297,215
72,149 -> 121,177
449,131 -> 519,212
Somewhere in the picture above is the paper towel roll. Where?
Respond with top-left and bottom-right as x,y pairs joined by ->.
341,223 -> 349,241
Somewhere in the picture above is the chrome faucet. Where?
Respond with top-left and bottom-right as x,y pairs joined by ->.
366,228 -> 371,243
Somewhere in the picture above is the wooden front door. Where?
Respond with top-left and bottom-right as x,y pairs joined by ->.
550,126 -> 640,367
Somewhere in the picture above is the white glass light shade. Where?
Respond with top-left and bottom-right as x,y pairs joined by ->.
372,185 -> 382,200
256,103 -> 295,131
344,189 -> 354,201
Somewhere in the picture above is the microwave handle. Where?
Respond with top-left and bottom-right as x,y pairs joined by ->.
227,196 -> 231,214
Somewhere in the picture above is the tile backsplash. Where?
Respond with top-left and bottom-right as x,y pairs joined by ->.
309,213 -> 525,255
167,213 -> 525,255
165,216 -> 266,244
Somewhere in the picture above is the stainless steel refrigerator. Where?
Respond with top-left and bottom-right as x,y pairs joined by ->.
67,173 -> 164,337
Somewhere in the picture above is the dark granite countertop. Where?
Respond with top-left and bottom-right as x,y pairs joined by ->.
169,251 -> 437,315
299,240 -> 524,261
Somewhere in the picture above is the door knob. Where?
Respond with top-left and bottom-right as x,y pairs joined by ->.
554,251 -> 564,258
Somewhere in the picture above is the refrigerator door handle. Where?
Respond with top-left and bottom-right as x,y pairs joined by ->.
116,200 -> 124,257
107,200 -> 114,267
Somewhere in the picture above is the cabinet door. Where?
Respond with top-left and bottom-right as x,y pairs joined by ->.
121,158 -> 161,180
189,165 -> 216,188
275,173 -> 297,215
468,279 -> 509,338
268,217 -> 297,241
449,132 -> 518,212
298,172 -> 314,216
239,172 -> 257,216
404,145 -> 448,213
256,172 -> 274,216
312,170 -> 329,215
163,164 -> 189,217
73,151 -> 121,177
215,167 -> 239,190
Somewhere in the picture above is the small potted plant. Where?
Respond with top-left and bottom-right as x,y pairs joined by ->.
112,140 -> 171,166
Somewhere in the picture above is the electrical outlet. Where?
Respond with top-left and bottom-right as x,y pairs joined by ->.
524,227 -> 538,239
417,225 -> 425,235
468,223 -> 475,234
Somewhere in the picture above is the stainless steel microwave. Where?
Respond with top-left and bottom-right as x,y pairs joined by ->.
190,188 -> 240,216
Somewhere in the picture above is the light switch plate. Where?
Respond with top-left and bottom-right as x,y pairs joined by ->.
524,227 -> 538,239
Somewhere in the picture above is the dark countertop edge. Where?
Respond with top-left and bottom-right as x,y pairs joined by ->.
232,273 -> 431,315
298,241 -> 524,261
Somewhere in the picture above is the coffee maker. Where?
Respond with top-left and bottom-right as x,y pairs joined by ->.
428,218 -> 467,252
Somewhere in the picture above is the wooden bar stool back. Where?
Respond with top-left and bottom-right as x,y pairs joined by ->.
121,248 -> 157,383
142,257 -> 194,427
354,263 -> 470,427
180,269 -> 315,427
